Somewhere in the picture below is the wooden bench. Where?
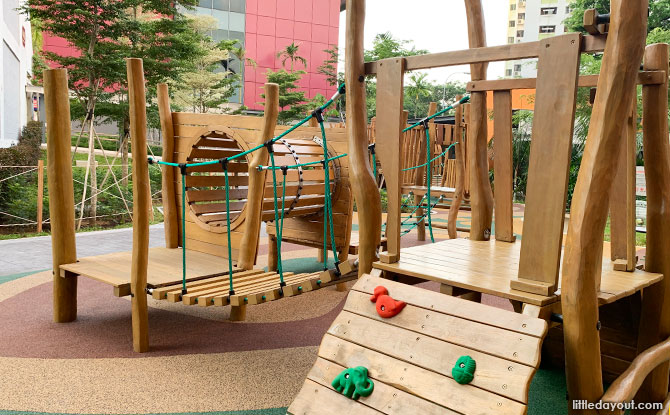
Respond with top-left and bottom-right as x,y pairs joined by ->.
288,274 -> 548,415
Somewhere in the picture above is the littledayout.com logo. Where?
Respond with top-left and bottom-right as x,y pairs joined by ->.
573,400 -> 663,412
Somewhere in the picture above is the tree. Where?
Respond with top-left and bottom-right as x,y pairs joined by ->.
364,32 -> 429,62
565,0 -> 670,35
276,42 -> 307,72
317,45 -> 339,87
263,69 -> 310,124
405,73 -> 432,118
173,15 -> 234,113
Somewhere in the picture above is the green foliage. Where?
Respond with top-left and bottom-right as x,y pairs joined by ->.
364,32 -> 429,62
564,0 -> 670,34
277,42 -> 308,72
405,73 -> 432,118
318,45 -> 340,87
263,69 -> 310,124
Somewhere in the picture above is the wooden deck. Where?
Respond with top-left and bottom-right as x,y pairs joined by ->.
373,238 -> 663,306
59,247 -> 239,296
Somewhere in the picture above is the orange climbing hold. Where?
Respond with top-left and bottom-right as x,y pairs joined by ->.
370,286 -> 406,318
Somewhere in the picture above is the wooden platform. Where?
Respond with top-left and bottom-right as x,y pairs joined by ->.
151,265 -> 358,307
60,247 -> 240,296
373,238 -> 663,306
402,184 -> 456,197
348,232 -> 387,255
288,274 -> 548,415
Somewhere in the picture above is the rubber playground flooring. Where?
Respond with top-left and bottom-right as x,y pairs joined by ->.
0,206 -> 573,415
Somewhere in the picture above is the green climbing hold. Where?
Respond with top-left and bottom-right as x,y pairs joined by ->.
331,366 -> 374,400
452,356 -> 476,384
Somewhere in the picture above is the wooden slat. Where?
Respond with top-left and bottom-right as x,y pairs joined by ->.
184,174 -> 248,188
317,334 -> 528,415
288,379 -> 383,415
515,33 -> 581,296
493,90 -> 516,243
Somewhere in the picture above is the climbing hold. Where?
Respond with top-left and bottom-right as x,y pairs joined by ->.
331,366 -> 374,400
370,286 -> 406,318
452,355 -> 476,384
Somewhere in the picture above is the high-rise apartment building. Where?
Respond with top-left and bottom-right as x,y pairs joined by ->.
505,0 -> 574,78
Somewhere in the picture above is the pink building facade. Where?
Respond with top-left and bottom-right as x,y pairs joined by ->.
243,0 -> 340,110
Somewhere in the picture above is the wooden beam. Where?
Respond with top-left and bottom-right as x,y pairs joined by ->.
127,58 -> 150,353
44,68 -> 78,323
157,84 -> 179,249
466,71 -> 665,92
364,35 -> 607,75
636,42 -> 670,405
375,57 -> 405,262
346,0 -> 381,274
560,1 -> 648,410
447,98 -> 466,239
465,0 -> 493,242
36,159 -> 44,233
238,83 -> 278,270
493,91 -> 516,243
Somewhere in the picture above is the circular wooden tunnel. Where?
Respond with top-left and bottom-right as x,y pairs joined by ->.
184,128 -> 341,233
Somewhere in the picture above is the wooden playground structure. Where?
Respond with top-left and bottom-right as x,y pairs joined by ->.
290,0 -> 670,413
45,62 -> 357,353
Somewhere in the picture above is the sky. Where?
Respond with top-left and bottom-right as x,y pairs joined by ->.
337,0 -> 509,85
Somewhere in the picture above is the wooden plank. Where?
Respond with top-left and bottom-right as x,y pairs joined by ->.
493,90 -> 516,243
466,71 -> 666,92
288,379 -> 383,415
514,33 -> 581,296
172,112 -> 264,130
157,84 -> 179,249
353,274 -> 547,337
305,358 -> 456,415
343,290 -> 542,366
318,334 -> 528,415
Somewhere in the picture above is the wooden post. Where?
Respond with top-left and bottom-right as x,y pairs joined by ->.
36,159 -> 44,233
126,58 -> 150,353
636,42 -> 670,405
44,68 -> 78,323
157,84 -> 179,248
493,91 -> 515,243
238,83 -> 279,270
346,0 -> 382,274
512,34 -> 581,296
375,58 -> 405,263
609,98 -> 637,271
447,99 -> 466,239
465,0 -> 493,241
413,102 -> 437,241
560,1 -> 647,410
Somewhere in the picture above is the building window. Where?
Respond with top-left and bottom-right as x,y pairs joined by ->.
566,5 -> 572,14
509,20 -> 516,27
516,30 -> 524,38
510,4 -> 516,11
508,37 -> 515,44
514,64 -> 522,72
541,7 -> 557,15
506,69 -> 513,77
518,13 -> 525,20
539,25 -> 556,34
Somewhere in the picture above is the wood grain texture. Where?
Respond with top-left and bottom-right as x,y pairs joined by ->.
465,0 -> 493,241
374,57 -> 405,262
560,1 -> 648,409
127,58 -> 150,353
602,337 -> 670,414
157,84 -> 178,248
493,91 -> 515,243
514,33 -> 581,295
44,68 -> 78,323
346,0 -> 381,275
636,43 -> 670,405
237,83 -> 278,270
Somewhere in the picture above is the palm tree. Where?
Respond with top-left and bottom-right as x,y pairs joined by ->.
406,73 -> 432,118
276,42 -> 307,72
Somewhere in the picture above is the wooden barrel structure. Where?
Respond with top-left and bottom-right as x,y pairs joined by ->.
184,128 -> 342,233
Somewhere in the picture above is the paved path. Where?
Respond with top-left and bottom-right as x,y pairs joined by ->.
0,224 -> 166,277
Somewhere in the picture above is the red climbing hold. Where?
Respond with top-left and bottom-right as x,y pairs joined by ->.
370,286 -> 406,318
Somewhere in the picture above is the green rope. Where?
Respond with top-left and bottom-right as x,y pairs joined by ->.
425,126 -> 435,243
181,167 -> 187,294
222,160 -> 235,294
319,120 -> 339,271
402,96 -> 470,133
268,150 -> 285,286
401,195 -> 444,236
372,151 -> 377,179
402,142 -> 458,172
257,154 -> 346,171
